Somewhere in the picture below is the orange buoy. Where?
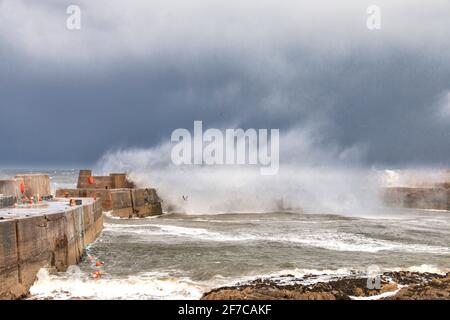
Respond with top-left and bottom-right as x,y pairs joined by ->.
20,182 -> 26,194
88,176 -> 95,185
95,261 -> 104,267
92,271 -> 101,279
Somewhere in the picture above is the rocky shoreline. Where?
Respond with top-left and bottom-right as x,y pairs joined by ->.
201,271 -> 450,300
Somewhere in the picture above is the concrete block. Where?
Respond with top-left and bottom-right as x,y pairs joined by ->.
15,216 -> 53,288
44,212 -> 69,272
94,215 -> 103,238
91,190 -> 113,210
77,170 -> 92,188
0,265 -> 24,300
64,209 -> 81,266
14,174 -> 51,198
0,220 -> 23,299
82,203 -> 95,245
112,207 -> 134,218
111,189 -> 133,209
130,188 -> 162,217
110,173 -> 127,188
56,189 -> 114,210
0,195 -> 16,208
382,187 -> 450,210
131,189 -> 146,207
146,188 -> 159,203
0,220 -> 18,271
147,202 -> 163,217
0,180 -> 20,197
91,176 -> 114,189
56,181 -> 162,219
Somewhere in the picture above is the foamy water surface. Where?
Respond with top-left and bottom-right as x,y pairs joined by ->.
29,210 -> 450,300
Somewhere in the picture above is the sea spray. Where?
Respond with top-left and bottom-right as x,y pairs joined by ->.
97,126 -> 383,215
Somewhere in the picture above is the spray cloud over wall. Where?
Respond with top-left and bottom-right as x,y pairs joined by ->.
97,124 -> 384,215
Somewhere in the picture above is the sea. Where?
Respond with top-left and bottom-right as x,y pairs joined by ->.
1,169 -> 449,300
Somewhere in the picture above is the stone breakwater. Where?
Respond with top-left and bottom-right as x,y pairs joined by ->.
381,169 -> 450,211
382,187 -> 450,210
201,272 -> 450,300
0,198 -> 103,300
0,195 -> 16,209
56,170 -> 163,218
0,173 -> 51,199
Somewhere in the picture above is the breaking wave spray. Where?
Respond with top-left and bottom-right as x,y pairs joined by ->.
97,124 -> 384,215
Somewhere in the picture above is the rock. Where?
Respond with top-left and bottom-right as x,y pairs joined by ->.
431,279 -> 442,286
352,288 -> 364,296
380,282 -> 398,294
202,271 -> 450,300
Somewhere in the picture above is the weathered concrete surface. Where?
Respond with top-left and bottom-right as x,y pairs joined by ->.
130,189 -> 162,218
57,170 -> 163,218
110,189 -> 134,218
0,198 -> 103,300
56,188 -> 162,218
14,174 -> 51,198
0,219 -> 23,299
110,173 -> 129,189
55,188 -> 130,216
0,179 -> 20,197
381,169 -> 450,210
0,195 -> 16,209
76,170 -> 134,189
58,170 -> 162,218
382,187 -> 450,210
0,174 -> 51,199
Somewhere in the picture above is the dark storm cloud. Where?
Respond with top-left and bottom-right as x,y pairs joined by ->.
0,0 -> 450,167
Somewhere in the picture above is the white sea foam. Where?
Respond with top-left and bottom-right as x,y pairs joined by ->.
104,223 -> 257,241
271,232 -> 450,254
259,264 -> 449,282
27,266 -> 359,300
216,264 -> 449,290
103,222 -> 450,254
28,263 -> 448,300
229,267 -> 359,287
29,267 -> 206,300
400,264 -> 448,274
349,285 -> 406,300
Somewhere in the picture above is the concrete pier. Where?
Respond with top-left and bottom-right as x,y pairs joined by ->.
0,180 -> 20,197
0,195 -> 16,209
0,198 -> 103,299
56,170 -> 163,218
381,169 -> 450,211
382,187 -> 450,210
0,174 -> 51,199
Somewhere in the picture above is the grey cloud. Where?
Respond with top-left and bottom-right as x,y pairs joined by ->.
0,0 -> 450,167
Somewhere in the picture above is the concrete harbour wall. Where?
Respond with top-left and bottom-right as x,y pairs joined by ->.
76,170 -> 134,189
382,187 -> 450,210
56,188 -> 162,218
57,170 -> 163,218
0,196 -> 16,209
0,174 -> 51,199
0,198 -> 103,300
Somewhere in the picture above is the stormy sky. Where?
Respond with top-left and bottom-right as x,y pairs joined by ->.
0,0 -> 449,168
